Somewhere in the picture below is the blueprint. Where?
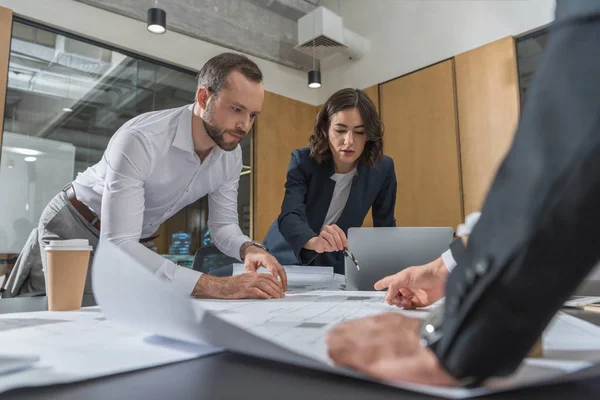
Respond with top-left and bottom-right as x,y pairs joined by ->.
90,241 -> 600,399
0,308 -> 221,395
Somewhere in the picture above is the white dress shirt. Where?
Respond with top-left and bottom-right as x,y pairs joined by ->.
441,212 -> 482,272
322,169 -> 357,227
73,104 -> 250,295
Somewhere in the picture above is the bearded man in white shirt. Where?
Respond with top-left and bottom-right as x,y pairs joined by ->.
4,52 -> 287,299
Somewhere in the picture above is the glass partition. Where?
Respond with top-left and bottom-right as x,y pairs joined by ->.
1,19 -> 253,268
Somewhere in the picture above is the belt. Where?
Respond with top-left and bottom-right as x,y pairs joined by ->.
63,184 -> 158,244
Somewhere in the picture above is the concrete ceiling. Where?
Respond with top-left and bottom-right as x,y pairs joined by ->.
74,0 -> 319,71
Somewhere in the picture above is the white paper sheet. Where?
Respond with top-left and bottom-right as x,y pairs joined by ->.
91,241 -> 598,399
542,311 -> 600,361
92,241 -> 213,345
0,308 -> 221,394
232,264 -> 334,291
191,293 -> 595,398
194,291 -> 429,365
329,273 -> 347,290
564,296 -> 600,308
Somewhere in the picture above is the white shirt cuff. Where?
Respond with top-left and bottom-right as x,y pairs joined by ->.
156,258 -> 204,295
456,211 -> 482,237
441,249 -> 457,272
172,265 -> 204,296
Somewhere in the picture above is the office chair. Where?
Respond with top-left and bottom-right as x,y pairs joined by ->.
192,244 -> 237,275
262,220 -> 298,265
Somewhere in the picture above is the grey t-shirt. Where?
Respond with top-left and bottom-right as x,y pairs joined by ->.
322,169 -> 358,227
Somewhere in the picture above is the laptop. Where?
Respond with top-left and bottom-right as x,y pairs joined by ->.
345,227 -> 454,291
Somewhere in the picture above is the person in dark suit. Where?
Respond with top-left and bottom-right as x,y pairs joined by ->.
326,0 -> 600,386
264,88 -> 397,274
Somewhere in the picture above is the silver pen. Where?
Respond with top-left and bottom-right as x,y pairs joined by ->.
343,248 -> 360,270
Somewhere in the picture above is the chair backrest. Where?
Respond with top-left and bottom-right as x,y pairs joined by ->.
192,244 -> 238,274
262,220 -> 298,265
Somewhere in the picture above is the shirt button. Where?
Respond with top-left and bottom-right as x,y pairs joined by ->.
465,268 -> 475,285
447,297 -> 460,314
475,259 -> 489,276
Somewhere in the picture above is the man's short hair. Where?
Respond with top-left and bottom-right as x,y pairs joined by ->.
197,53 -> 263,95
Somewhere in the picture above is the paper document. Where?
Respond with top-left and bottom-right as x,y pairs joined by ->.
542,311 -> 600,361
91,241 -> 600,399
193,291 -> 426,365
232,264 -> 334,291
0,307 -> 221,395
564,296 -> 600,308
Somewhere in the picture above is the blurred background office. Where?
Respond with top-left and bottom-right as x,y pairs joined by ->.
0,0 -> 553,283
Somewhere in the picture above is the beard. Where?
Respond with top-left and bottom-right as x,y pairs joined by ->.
203,101 -> 245,152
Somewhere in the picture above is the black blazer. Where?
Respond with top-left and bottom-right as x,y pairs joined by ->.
266,147 -> 396,274
434,0 -> 600,384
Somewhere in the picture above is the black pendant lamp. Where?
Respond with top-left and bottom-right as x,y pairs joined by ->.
307,10 -> 321,89
308,70 -> 321,89
147,1 -> 166,34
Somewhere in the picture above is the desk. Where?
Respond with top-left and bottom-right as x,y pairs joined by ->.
2,293 -> 600,399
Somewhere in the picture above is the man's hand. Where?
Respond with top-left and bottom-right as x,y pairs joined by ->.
374,256 -> 448,308
304,224 -> 348,253
243,246 -> 288,291
192,273 -> 285,299
326,313 -> 456,386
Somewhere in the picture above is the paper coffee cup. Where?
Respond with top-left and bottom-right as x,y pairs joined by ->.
45,239 -> 93,311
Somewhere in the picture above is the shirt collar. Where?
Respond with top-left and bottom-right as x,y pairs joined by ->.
329,155 -> 366,178
330,167 -> 358,181
172,104 -> 195,153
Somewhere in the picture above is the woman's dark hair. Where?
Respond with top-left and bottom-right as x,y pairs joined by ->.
309,88 -> 384,167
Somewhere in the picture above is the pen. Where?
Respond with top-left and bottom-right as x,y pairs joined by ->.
343,248 -> 360,270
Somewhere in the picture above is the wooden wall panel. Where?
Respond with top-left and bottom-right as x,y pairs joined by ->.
380,60 -> 463,228
254,91 -> 317,241
361,84 -> 380,227
363,84 -> 380,115
0,6 -> 13,159
455,36 -> 520,215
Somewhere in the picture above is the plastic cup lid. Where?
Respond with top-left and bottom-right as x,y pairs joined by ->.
45,239 -> 93,251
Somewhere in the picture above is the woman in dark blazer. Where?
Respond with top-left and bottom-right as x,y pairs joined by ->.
264,88 -> 397,274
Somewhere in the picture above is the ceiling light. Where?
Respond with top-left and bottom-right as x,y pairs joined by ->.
147,2 -> 166,34
4,147 -> 42,156
308,70 -> 321,89
24,156 -> 37,162
62,107 -> 73,112
307,10 -> 321,89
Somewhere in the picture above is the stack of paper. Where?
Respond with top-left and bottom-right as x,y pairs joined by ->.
564,296 -> 600,313
232,263 -> 334,291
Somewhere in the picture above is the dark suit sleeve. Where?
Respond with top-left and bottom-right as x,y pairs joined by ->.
434,7 -> 600,383
277,151 -> 319,265
371,158 -> 397,227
